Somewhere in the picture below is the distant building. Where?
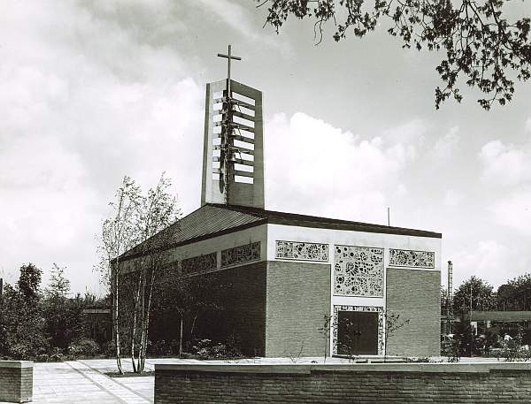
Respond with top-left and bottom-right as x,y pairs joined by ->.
469,311 -> 531,339
82,307 -> 112,346
118,49 -> 442,357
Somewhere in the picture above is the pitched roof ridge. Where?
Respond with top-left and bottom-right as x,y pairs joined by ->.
205,203 -> 268,219
207,203 -> 440,236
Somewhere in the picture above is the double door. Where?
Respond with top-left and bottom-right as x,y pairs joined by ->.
337,311 -> 378,355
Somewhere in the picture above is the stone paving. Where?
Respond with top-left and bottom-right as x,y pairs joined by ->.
0,359 -> 165,404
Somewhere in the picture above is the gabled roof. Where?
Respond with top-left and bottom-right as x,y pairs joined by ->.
217,204 -> 442,238
120,204 -> 266,261
120,203 -> 441,262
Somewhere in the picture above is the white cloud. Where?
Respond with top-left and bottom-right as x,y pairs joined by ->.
191,0 -> 286,51
444,189 -> 462,206
490,189 -> 531,236
525,118 -> 531,133
383,119 -> 426,152
433,126 -> 460,159
452,240 -> 528,288
0,0 -> 204,293
265,112 -> 416,223
479,140 -> 531,186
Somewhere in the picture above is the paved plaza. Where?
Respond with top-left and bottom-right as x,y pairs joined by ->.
0,359 -> 178,404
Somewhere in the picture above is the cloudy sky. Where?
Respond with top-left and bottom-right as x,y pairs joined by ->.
1,0 -> 530,295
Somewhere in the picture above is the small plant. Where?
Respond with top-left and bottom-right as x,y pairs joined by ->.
68,338 -> 100,359
384,311 -> 410,362
318,314 -> 333,363
191,338 -> 242,360
441,336 -> 461,362
286,342 -> 305,363
405,357 -> 430,363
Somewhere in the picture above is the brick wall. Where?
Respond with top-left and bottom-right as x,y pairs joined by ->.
265,261 -> 331,357
386,268 -> 440,357
195,262 -> 267,356
155,363 -> 531,404
0,361 -> 33,403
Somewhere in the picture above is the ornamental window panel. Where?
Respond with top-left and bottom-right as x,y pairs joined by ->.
181,252 -> 217,275
275,240 -> 329,262
221,242 -> 261,268
389,249 -> 435,269
334,245 -> 384,297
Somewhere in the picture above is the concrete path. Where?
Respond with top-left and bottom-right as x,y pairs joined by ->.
4,359 -> 161,404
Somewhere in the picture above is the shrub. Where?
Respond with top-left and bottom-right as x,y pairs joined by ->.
68,338 -> 100,358
102,341 -> 115,358
36,353 -> 50,362
8,342 -> 46,360
441,337 -> 460,362
150,339 -> 173,357
191,338 -> 243,360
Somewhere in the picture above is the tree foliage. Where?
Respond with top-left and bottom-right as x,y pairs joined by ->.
127,173 -> 180,372
453,275 -> 496,314
497,273 -> 531,311
0,263 -> 106,360
1,264 -> 46,358
258,0 -> 531,109
95,175 -> 143,374
96,173 -> 180,373
17,263 -> 42,301
43,264 -> 80,350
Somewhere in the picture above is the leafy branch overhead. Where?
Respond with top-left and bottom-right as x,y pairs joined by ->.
258,0 -> 531,110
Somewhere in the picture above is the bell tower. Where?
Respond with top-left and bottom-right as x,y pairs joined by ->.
201,45 -> 265,209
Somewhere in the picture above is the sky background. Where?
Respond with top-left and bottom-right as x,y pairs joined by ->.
1,0 -> 530,295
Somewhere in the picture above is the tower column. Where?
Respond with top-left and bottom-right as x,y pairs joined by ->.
201,46 -> 264,209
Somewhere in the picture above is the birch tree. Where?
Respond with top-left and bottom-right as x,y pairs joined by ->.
96,176 -> 142,374
129,173 -> 180,373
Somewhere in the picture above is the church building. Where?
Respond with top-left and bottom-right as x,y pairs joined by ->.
119,47 -> 442,358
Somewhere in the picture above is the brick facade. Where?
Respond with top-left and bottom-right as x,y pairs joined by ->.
265,261 -> 331,357
155,363 -> 531,404
195,262 -> 267,356
386,268 -> 440,357
0,361 -> 33,403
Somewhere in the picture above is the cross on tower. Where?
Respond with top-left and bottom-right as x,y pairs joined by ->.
217,44 -> 242,84
216,45 -> 242,203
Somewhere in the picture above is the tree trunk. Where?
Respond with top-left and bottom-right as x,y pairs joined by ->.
130,272 -> 142,373
190,313 -> 198,341
179,315 -> 184,358
112,264 -> 123,375
136,268 -> 146,372
139,266 -> 155,372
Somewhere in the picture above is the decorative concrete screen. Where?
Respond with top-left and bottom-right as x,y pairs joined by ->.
334,245 -> 384,297
221,242 -> 260,268
275,240 -> 329,262
181,252 -> 217,275
389,249 -> 435,269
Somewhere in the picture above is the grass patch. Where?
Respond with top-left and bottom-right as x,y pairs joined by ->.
105,370 -> 154,378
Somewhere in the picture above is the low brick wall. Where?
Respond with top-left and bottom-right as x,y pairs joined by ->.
0,361 -> 33,403
155,362 -> 531,404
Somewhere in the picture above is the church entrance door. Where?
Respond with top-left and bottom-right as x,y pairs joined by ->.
337,311 -> 378,355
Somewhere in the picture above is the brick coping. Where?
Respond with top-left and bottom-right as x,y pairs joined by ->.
0,360 -> 33,369
155,362 -> 531,374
